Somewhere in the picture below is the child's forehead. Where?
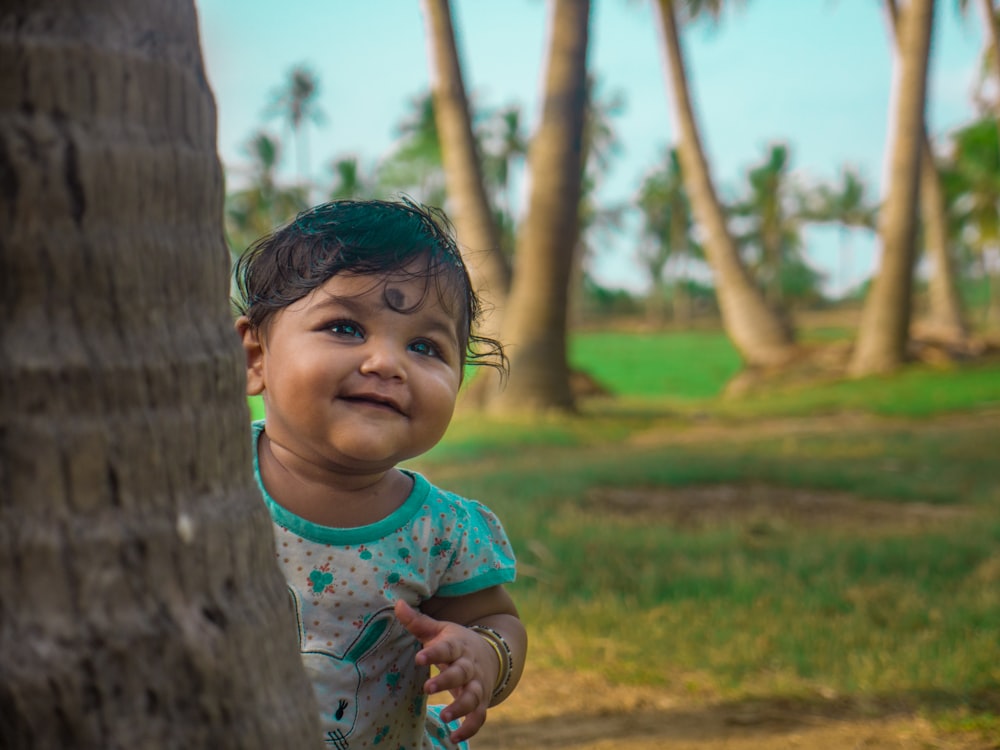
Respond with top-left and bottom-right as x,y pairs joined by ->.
305,269 -> 464,321
315,270 -> 421,300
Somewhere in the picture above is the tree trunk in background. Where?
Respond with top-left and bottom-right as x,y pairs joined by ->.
885,0 -> 968,341
421,0 -> 511,407
486,0 -> 590,413
976,0 -> 1000,329
850,0 -> 935,376
0,2 -> 321,747
654,0 -> 796,369
421,0 -> 510,324
920,136 -> 969,339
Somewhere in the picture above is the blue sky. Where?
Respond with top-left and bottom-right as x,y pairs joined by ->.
195,0 -> 984,295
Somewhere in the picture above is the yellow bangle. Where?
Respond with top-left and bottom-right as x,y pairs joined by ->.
479,634 -> 505,692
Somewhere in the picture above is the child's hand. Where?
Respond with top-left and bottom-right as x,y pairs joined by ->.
394,598 -> 499,743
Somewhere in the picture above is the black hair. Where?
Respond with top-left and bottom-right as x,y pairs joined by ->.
233,197 -> 507,377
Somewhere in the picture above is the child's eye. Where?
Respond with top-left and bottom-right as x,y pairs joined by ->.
329,321 -> 363,338
408,340 -> 440,358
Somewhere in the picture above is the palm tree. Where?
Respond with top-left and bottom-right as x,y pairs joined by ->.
636,147 -> 696,323
884,0 -> 969,340
805,166 -> 878,298
421,0 -> 511,341
919,135 -> 970,339
941,117 -> 1000,326
265,63 -> 325,198
849,0 -> 936,376
959,0 -> 1000,326
225,130 -> 308,255
376,92 -> 448,205
969,0 -> 1000,122
326,154 -> 377,200
487,0 -> 591,413
481,102 -> 529,243
653,0 -> 796,368
730,142 -> 804,311
572,75 -> 628,324
0,1 -> 320,745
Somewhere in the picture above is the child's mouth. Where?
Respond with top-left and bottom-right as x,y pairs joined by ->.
342,393 -> 405,415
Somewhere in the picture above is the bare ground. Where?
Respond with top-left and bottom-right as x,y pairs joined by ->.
479,666 -> 997,749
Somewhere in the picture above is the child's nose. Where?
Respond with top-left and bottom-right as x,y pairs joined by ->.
358,340 -> 406,380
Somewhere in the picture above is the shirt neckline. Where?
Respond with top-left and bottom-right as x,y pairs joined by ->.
251,420 -> 429,545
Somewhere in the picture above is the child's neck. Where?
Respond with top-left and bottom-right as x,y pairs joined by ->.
258,433 -> 413,528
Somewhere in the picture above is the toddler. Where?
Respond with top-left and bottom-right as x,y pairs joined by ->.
234,198 -> 526,748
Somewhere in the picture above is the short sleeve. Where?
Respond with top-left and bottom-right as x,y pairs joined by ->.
434,494 -> 517,597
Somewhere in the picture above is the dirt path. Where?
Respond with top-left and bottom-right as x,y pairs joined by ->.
477,666 -> 996,749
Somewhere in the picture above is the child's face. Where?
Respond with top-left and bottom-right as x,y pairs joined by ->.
242,263 -> 464,476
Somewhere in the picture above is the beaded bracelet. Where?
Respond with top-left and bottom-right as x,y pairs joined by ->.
469,624 -> 513,700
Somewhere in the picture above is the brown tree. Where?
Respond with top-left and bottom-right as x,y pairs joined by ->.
850,0 -> 936,376
885,0 -> 968,341
653,0 -> 796,369
920,136 -> 969,339
486,0 -> 591,413
0,1 -> 320,747
421,0 -> 510,335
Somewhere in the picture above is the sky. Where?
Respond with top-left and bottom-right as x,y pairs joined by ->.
195,0 -> 985,296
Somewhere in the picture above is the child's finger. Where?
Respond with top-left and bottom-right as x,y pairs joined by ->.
437,684 -> 484,722
446,700 -> 487,743
394,599 -> 444,642
426,658 -> 479,695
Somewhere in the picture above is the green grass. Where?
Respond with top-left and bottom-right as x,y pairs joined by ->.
248,394 -> 265,422
705,363 -> 1000,419
406,329 -> 1000,742
569,330 -> 742,398
568,328 -> 999,417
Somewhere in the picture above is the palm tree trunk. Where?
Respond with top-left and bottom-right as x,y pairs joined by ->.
920,136 -> 969,339
838,227 -> 854,297
763,220 -> 785,308
0,2 -> 320,746
986,247 -> 1000,327
421,0 -> 510,328
653,0 -> 795,368
487,0 -> 590,413
850,0 -> 935,376
885,0 -> 968,341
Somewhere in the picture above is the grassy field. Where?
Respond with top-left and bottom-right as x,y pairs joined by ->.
406,329 -> 1000,743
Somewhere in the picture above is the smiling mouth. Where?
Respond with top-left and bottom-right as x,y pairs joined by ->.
341,394 -> 405,415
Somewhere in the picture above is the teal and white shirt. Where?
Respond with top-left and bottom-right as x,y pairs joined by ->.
252,422 -> 516,749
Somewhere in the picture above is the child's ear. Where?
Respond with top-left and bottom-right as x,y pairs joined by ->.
236,316 -> 265,396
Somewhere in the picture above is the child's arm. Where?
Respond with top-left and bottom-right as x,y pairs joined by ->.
394,586 -> 527,744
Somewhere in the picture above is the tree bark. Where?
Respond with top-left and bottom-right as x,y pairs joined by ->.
975,0 -> 1000,329
421,0 -> 510,328
920,136 -> 969,339
421,0 -> 511,408
0,2 -> 321,747
654,0 -> 796,368
486,0 -> 590,413
850,0 -> 935,376
885,0 -> 968,341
